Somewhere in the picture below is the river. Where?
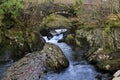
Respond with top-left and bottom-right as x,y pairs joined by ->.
41,29 -> 111,80
0,29 -> 111,80
0,60 -> 13,79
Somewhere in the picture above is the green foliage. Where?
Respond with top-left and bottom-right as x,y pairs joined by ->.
104,22 -> 113,33
0,0 -> 24,27
65,34 -> 74,44
73,0 -> 83,16
40,14 -> 71,29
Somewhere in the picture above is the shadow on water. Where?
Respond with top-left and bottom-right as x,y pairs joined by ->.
0,60 -> 13,79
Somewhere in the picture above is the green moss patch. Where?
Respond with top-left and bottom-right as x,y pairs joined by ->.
40,14 -> 72,30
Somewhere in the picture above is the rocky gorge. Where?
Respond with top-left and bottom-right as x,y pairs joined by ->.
2,42 -> 69,80
0,0 -> 120,80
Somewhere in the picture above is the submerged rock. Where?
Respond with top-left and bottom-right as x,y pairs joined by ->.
2,43 -> 69,80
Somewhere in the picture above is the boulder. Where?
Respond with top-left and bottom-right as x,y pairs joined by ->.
2,43 -> 69,80
74,28 -> 120,71
40,14 -> 72,30
0,31 -> 45,62
113,70 -> 120,80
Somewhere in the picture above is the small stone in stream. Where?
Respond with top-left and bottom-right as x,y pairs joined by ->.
58,39 -> 65,43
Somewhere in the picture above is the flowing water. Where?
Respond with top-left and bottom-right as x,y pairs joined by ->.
42,29 -> 110,80
0,60 -> 13,79
0,29 -> 110,80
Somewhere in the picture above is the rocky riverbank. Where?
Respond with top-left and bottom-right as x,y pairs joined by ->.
2,43 -> 69,80
0,0 -> 120,79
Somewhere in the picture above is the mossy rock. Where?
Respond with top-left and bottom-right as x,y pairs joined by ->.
65,34 -> 74,45
29,32 -> 45,51
40,14 -> 72,30
2,43 -> 69,80
0,28 -> 45,61
75,38 -> 81,47
7,29 -> 24,45
106,13 -> 120,27
96,59 -> 120,72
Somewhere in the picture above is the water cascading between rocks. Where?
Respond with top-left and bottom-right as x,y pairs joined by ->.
41,29 -> 110,80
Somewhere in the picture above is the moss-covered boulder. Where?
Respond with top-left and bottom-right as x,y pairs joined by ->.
74,27 -> 120,71
88,48 -> 120,71
40,14 -> 72,30
65,34 -> 74,44
2,43 -> 69,80
25,31 -> 45,52
96,59 -> 120,72
106,14 -> 120,27
0,28 -> 45,62
64,34 -> 81,47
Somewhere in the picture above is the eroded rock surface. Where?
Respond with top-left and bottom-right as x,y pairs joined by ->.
2,43 -> 69,80
74,28 -> 120,71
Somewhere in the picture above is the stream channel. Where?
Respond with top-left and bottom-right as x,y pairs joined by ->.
41,29 -> 111,80
0,29 -> 111,80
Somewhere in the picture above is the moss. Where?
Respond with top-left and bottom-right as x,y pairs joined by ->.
65,34 -> 74,44
7,29 -> 24,44
29,32 -> 45,51
0,39 -> 15,56
40,14 -> 72,30
105,13 -> 120,32
106,13 -> 119,22
75,38 -> 81,47
97,59 -> 120,71
78,24 -> 97,31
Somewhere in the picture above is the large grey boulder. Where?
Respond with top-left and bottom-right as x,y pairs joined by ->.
2,43 -> 69,80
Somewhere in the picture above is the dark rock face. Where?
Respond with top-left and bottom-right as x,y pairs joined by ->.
2,43 -> 69,80
75,28 -> 120,72
0,31 -> 45,62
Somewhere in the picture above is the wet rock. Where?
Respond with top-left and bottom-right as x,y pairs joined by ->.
2,43 -> 69,80
65,34 -> 75,45
113,70 -> 120,80
74,28 -> 120,71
